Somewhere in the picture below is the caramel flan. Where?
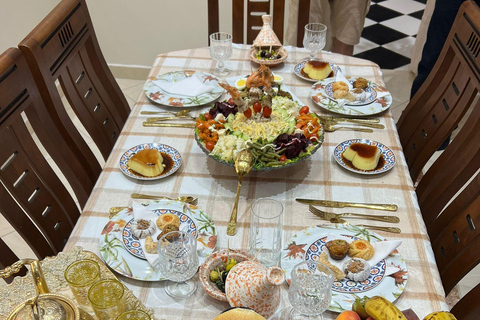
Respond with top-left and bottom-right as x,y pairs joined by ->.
303,61 -> 333,80
127,149 -> 165,177
343,143 -> 381,170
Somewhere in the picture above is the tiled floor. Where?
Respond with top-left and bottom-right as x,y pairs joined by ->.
354,0 -> 426,69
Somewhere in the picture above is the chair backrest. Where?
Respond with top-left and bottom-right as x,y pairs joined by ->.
208,0 -> 310,46
398,2 -> 480,318
0,238 -> 27,283
18,0 -> 130,161
0,48 -> 82,274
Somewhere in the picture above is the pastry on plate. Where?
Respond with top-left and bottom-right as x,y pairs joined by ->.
145,235 -> 157,254
131,219 -> 156,239
353,77 -> 368,90
303,61 -> 333,80
319,252 -> 345,281
332,81 -> 349,92
325,239 -> 350,260
157,223 -> 180,241
348,239 -> 375,260
127,149 -> 165,177
214,307 -> 266,320
343,258 -> 371,282
156,213 -> 181,229
343,143 -> 381,171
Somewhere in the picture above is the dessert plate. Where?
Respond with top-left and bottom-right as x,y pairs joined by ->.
99,199 -> 217,281
324,79 -> 377,106
143,70 -> 224,107
294,60 -> 341,82
333,139 -> 396,175
119,143 -> 182,181
122,208 -> 196,259
281,224 -> 407,313
310,77 -> 392,116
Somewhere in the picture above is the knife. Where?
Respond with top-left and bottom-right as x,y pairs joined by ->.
318,116 -> 380,124
143,122 -> 196,128
320,118 -> 385,129
296,198 -> 398,211
145,116 -> 195,122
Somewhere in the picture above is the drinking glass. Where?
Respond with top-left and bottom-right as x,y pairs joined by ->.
303,23 -> 327,60
248,198 -> 284,267
157,231 -> 199,298
288,261 -> 334,320
116,310 -> 151,320
209,32 -> 233,76
64,259 -> 100,311
88,279 -> 126,320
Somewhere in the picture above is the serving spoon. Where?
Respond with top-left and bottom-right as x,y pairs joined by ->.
227,150 -> 254,236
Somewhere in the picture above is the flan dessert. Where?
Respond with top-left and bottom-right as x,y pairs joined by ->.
343,143 -> 381,170
127,149 -> 165,177
303,61 -> 333,80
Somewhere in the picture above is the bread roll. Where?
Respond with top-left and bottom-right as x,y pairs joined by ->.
213,308 -> 266,320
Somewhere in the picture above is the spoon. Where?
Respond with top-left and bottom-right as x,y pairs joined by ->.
330,217 -> 401,234
227,150 -> 254,236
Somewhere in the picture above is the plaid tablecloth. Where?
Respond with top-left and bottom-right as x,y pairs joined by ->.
65,45 -> 448,319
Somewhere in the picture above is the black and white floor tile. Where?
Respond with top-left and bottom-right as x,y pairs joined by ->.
354,0 -> 427,69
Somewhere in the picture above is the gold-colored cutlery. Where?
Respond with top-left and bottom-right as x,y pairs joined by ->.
296,198 -> 398,211
131,193 -> 198,204
140,109 -> 191,116
323,123 -> 373,133
145,116 -> 196,122
143,122 -> 196,128
325,218 -> 401,234
318,116 -> 380,124
309,205 -> 399,223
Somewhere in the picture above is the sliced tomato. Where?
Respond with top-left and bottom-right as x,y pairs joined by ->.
228,98 -> 235,105
253,101 -> 262,113
299,106 -> 310,115
205,141 -> 215,151
308,132 -> 319,142
204,113 -> 213,120
243,108 -> 252,118
279,155 -> 287,162
262,106 -> 272,118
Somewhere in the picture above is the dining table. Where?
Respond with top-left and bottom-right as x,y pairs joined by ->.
63,44 -> 449,319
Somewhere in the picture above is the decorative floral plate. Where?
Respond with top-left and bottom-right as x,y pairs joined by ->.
99,200 -> 217,281
293,60 -> 341,82
122,209 -> 197,259
333,139 -> 396,175
324,79 -> 377,106
119,143 -> 182,181
143,71 -> 224,107
281,224 -> 407,312
310,77 -> 392,116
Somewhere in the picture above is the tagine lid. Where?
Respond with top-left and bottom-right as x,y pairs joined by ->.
252,15 -> 283,48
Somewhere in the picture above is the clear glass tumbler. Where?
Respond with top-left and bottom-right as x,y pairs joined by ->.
88,279 -> 126,320
64,259 -> 100,311
209,32 -> 233,76
288,261 -> 334,320
248,198 -> 284,267
303,23 -> 327,61
157,231 -> 199,298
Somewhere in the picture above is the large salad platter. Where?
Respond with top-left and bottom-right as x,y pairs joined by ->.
194,65 -> 324,172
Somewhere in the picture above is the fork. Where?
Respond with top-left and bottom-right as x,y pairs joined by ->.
131,193 -> 198,205
309,205 -> 399,223
140,109 -> 191,116
323,124 -> 373,133
327,218 -> 401,234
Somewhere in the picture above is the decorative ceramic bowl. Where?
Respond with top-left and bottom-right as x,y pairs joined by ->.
199,249 -> 253,301
249,47 -> 288,67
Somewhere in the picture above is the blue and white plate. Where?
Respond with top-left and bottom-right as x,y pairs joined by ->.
333,139 -> 396,175
281,224 -> 407,313
324,79 -> 377,106
294,60 -> 341,82
119,143 -> 182,181
122,209 -> 197,259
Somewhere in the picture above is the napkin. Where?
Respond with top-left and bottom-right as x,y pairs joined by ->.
324,234 -> 402,275
131,201 -> 162,267
152,75 -> 215,97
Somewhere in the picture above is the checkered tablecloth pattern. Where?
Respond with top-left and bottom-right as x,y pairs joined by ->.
65,45 -> 448,319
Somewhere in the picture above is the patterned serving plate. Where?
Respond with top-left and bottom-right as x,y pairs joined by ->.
281,224 -> 407,313
333,139 -> 396,175
324,79 -> 377,106
99,200 -> 217,281
122,209 -> 196,259
293,60 -> 341,82
310,77 -> 392,116
119,143 -> 182,181
143,70 -> 224,107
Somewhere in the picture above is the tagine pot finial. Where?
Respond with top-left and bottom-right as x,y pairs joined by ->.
253,15 -> 283,49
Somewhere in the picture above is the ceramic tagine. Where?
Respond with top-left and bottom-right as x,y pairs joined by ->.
250,15 -> 288,66
225,260 -> 285,318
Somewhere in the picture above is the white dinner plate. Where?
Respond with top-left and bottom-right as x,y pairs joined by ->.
99,200 -> 217,281
333,139 -> 396,175
119,143 -> 182,181
281,224 -> 407,313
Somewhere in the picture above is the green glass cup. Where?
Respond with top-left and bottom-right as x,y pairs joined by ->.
116,310 -> 151,320
64,259 -> 100,310
88,279 -> 126,320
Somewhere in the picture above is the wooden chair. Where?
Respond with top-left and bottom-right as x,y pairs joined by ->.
208,0 -> 310,46
397,2 -> 480,318
19,0 -> 130,162
0,48 -> 82,282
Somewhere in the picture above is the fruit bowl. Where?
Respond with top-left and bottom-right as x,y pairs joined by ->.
198,249 -> 253,302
